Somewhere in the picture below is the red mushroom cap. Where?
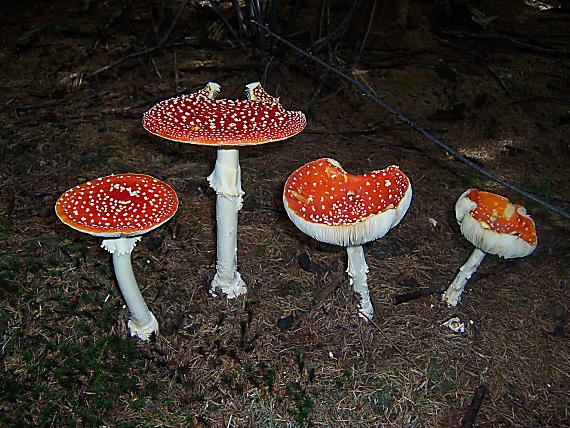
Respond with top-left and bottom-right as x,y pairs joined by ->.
142,82 -> 306,146
455,189 -> 537,258
56,174 -> 179,238
283,158 -> 412,246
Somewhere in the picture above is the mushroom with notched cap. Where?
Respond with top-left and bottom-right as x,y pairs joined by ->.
283,158 -> 412,321
55,174 -> 179,341
143,82 -> 306,298
442,188 -> 537,307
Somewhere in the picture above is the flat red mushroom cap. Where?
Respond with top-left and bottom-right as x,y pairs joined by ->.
142,83 -> 306,146
284,158 -> 410,225
283,158 -> 412,246
56,174 -> 179,238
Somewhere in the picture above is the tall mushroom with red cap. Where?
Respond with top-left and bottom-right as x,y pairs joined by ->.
283,158 -> 412,320
143,82 -> 306,298
55,174 -> 178,341
442,189 -> 537,306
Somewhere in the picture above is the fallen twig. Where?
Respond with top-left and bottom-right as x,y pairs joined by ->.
439,30 -> 569,59
85,40 -> 195,79
460,384 -> 488,428
232,0 -> 247,34
158,0 -> 189,48
305,68 -> 332,112
360,312 -> 421,371
246,0 -> 264,46
204,0 -> 246,51
14,99 -> 61,111
310,0 -> 365,57
252,21 -> 570,220
486,66 -> 508,92
283,0 -> 305,38
393,284 -> 446,305
303,126 -> 398,135
86,44 -> 161,79
352,0 -> 376,67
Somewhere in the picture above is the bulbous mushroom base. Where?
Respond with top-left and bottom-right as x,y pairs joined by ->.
128,312 -> 159,341
210,272 -> 247,299
207,148 -> 247,299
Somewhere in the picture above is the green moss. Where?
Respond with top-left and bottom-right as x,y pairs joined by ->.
263,367 -> 276,392
334,368 -> 353,388
286,382 -> 313,426
425,359 -> 454,393
192,392 -> 205,402
0,373 -> 24,402
95,303 -> 118,329
45,335 -> 147,425
0,306 -> 9,337
0,213 -> 11,238
0,255 -> 20,296
244,361 -> 255,384
427,360 -> 445,386
370,379 -> 397,414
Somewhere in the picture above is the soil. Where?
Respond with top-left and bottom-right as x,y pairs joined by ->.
1,1 -> 569,427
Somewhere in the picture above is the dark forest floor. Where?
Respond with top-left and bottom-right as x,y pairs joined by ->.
1,1 -> 569,426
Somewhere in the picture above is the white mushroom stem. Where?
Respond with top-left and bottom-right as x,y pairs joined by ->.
346,245 -> 374,321
101,237 -> 158,340
442,248 -> 486,307
207,148 -> 247,298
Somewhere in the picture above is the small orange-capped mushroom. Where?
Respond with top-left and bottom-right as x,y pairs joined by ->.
460,189 -> 537,249
443,189 -> 537,307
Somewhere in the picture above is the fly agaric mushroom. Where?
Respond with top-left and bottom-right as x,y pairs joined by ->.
283,158 -> 412,320
55,174 -> 178,340
442,189 -> 537,307
143,82 -> 306,298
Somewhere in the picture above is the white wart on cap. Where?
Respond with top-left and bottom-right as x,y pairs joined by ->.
283,158 -> 412,246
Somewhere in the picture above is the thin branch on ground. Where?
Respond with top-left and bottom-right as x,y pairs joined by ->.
438,30 -> 570,60
204,0 -> 246,51
392,284 -> 446,305
232,0 -> 247,34
251,21 -> 570,220
352,0 -> 376,68
309,0 -> 365,57
360,312 -> 421,371
159,0 -> 189,48
173,49 -> 180,91
303,125 -> 402,135
85,42 -> 179,79
91,0 -> 187,77
283,0 -> 305,37
460,384 -> 488,428
304,68 -> 331,112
